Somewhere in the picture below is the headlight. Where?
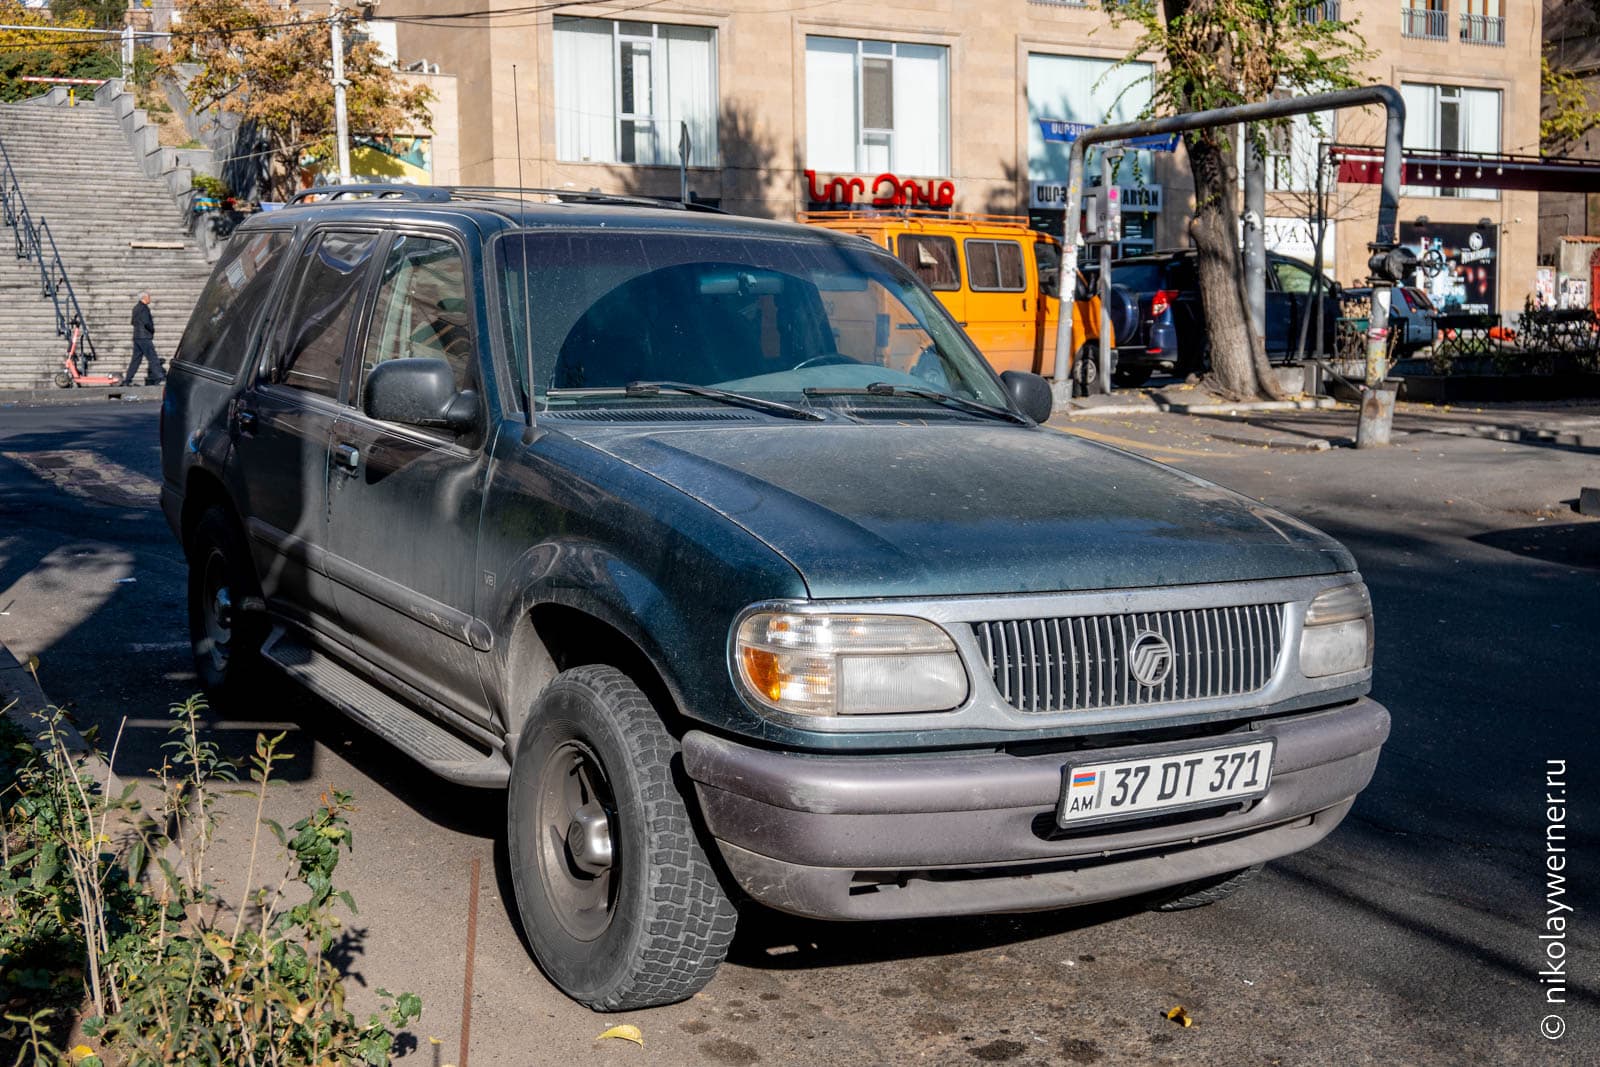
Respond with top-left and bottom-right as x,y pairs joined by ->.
734,611 -> 969,716
1299,582 -> 1374,678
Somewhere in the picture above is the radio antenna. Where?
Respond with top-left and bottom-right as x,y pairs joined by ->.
513,63 -> 535,442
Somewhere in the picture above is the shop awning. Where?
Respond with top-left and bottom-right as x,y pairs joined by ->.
1329,145 -> 1600,193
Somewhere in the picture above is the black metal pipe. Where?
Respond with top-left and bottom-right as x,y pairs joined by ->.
1052,84 -> 1406,394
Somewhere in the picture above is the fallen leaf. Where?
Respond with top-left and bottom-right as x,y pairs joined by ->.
596,1023 -> 644,1047
69,1047 -> 96,1063
1164,1005 -> 1194,1028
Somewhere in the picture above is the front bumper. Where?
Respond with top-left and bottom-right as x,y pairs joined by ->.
683,697 -> 1388,920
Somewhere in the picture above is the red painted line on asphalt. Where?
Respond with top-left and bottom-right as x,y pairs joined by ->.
460,855 -> 481,1067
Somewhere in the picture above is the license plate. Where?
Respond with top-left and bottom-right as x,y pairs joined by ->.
1057,739 -> 1274,827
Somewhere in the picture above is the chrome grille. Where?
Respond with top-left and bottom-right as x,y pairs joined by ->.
971,604 -> 1286,713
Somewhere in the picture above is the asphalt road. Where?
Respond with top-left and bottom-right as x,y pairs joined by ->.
1,399 -> 1596,1066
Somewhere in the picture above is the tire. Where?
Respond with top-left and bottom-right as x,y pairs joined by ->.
185,506 -> 266,702
508,665 -> 737,1011
1112,367 -> 1152,388
1072,344 -> 1101,395
1148,864 -> 1263,912
52,370 -> 72,389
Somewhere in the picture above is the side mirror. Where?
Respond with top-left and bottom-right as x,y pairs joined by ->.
364,358 -> 477,433
1074,275 -> 1092,302
1000,370 -> 1053,424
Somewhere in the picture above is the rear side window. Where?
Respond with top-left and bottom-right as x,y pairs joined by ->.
359,234 -> 474,396
1164,257 -> 1198,291
175,230 -> 291,376
966,240 -> 1026,292
269,230 -> 379,398
896,234 -> 959,291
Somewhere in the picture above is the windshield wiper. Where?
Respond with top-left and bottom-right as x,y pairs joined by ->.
549,382 -> 824,422
803,383 -> 1030,426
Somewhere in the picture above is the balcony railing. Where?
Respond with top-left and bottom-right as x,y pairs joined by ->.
1459,13 -> 1506,45
1301,0 -> 1342,22
1401,6 -> 1450,39
1028,0 -> 1091,7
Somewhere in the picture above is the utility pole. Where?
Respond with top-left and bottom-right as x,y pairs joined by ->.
1242,124 -> 1267,346
330,0 -> 352,185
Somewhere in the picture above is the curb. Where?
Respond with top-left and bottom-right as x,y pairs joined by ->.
1063,396 -> 1344,417
0,385 -> 163,407
1204,431 -> 1334,452
1161,397 -> 1342,414
0,638 -> 89,753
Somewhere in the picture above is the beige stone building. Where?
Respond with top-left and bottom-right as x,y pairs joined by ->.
385,0 -> 1542,317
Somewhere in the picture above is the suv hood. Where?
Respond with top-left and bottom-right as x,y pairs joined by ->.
573,423 -> 1353,598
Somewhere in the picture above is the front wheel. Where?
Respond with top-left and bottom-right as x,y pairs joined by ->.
1148,864 -> 1263,912
52,370 -> 73,389
508,665 -> 737,1011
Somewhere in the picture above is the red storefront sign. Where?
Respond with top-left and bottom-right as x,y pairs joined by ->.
804,170 -> 955,209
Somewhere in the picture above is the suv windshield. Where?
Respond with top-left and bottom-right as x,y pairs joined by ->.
495,229 -> 1009,414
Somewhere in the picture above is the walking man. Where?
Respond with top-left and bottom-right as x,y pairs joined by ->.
123,291 -> 166,386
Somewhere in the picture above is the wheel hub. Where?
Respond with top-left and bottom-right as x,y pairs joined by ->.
566,803 -> 613,876
212,586 -> 234,630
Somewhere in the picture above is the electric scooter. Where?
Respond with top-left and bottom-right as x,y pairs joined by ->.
53,319 -> 121,388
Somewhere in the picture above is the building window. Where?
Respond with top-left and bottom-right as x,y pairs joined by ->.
553,18 -> 718,166
1401,82 -> 1500,199
806,36 -> 949,176
1262,105 -> 1334,193
1026,54 -> 1154,215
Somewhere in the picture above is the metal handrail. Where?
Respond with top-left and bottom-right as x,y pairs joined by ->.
0,133 -> 98,363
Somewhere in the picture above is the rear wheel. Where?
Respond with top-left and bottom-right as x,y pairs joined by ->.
1149,864 -> 1263,912
508,665 -> 737,1010
52,370 -> 72,389
1072,344 -> 1101,395
186,507 -> 266,703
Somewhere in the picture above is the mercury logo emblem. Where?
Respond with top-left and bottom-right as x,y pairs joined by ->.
1127,630 -> 1173,687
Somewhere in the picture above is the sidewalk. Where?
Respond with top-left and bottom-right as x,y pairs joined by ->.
0,385 -> 163,407
1053,397 -> 1600,454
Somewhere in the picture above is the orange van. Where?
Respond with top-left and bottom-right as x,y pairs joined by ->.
800,211 -> 1106,378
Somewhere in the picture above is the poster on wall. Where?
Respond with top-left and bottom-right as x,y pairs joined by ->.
1535,267 -> 1555,309
1398,221 -> 1498,314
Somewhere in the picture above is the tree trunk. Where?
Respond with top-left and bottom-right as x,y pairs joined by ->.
1186,132 -> 1287,401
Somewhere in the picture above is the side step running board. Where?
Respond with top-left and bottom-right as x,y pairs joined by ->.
261,629 -> 510,788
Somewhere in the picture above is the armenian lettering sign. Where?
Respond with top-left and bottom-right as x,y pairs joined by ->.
804,170 -> 956,209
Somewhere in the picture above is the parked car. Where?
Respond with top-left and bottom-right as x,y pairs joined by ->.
161,185 -> 1389,1012
802,211 -> 1115,379
1342,286 -> 1437,359
1107,249 -> 1341,386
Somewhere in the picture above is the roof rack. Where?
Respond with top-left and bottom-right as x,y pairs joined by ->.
288,184 -> 725,212
288,184 -> 453,204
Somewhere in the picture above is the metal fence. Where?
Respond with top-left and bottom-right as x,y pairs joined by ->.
1459,13 -> 1506,46
1401,6 -> 1450,39
0,135 -> 97,364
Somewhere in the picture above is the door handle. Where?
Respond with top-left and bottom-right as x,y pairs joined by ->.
333,443 -> 360,472
236,408 -> 257,435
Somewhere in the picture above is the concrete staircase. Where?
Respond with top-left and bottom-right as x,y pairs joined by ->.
0,96 -> 214,391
